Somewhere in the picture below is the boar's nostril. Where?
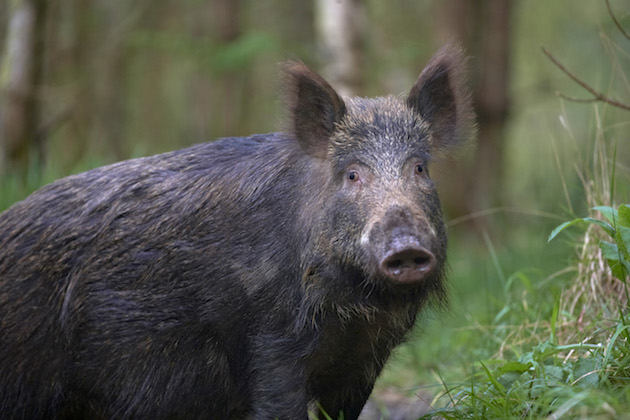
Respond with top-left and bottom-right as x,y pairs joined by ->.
379,247 -> 436,284
414,256 -> 430,266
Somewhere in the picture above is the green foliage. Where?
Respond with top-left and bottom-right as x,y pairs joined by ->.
410,206 -> 630,419
422,298 -> 630,419
549,204 -> 630,280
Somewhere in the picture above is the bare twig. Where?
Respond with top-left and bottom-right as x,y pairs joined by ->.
556,93 -> 600,104
606,0 -> 630,41
542,47 -> 630,111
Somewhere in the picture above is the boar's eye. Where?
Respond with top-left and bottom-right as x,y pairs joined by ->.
344,164 -> 367,185
414,164 -> 424,175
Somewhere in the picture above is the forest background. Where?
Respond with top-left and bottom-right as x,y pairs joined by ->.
1,0 -> 630,418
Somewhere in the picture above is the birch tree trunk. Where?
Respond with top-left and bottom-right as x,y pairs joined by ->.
315,0 -> 366,97
0,0 -> 47,175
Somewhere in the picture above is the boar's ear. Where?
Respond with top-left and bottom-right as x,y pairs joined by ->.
407,45 -> 476,152
282,61 -> 346,158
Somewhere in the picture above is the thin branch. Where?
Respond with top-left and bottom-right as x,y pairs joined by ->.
606,0 -> 630,41
446,206 -> 565,228
542,47 -> 630,111
556,93 -> 601,104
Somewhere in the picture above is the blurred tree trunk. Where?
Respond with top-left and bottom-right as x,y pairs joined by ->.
211,0 -> 242,136
281,1 -> 314,55
437,0 -> 512,229
92,1 -> 136,160
62,0 -> 141,163
315,0 -> 366,96
65,0 -> 96,165
0,2 -> 8,50
0,0 -> 47,176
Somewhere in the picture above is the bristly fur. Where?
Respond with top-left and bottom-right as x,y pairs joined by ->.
0,46 -> 475,420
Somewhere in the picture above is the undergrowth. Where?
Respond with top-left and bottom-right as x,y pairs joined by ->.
423,258 -> 629,419
417,201 -> 630,419
417,101 -> 630,418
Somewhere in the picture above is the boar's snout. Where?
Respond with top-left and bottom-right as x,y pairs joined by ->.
379,237 -> 436,284
367,205 -> 439,285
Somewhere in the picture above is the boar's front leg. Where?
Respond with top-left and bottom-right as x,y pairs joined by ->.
313,379 -> 374,420
249,363 -> 309,419
248,335 -> 311,419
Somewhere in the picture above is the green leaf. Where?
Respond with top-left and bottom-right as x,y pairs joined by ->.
600,239 -> 628,278
618,204 -> 630,228
607,259 -> 627,280
593,206 -> 619,224
543,364 -> 566,383
495,361 -> 532,376
519,350 -> 536,367
584,218 -> 616,237
572,357 -> 599,388
548,217 -> 615,242
600,241 -> 621,261
616,225 -> 630,261
548,219 -> 584,242
479,361 -> 506,395
496,371 -> 523,392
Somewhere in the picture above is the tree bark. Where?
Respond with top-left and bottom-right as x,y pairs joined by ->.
472,0 -> 512,214
210,0 -> 242,136
315,0 -> 366,96
437,0 -> 512,229
92,0 -> 135,160
0,0 -> 47,176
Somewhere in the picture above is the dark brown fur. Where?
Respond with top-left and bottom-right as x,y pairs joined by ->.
0,45 -> 474,419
